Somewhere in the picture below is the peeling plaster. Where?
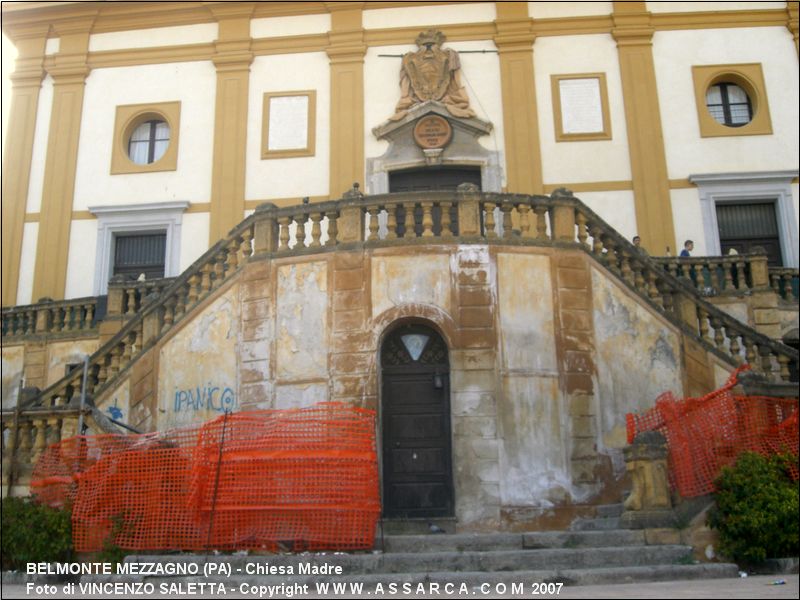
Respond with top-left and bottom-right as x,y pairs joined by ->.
46,340 -> 99,388
1,346 -> 24,409
275,382 -> 329,410
276,262 -> 328,379
591,267 -> 683,455
372,254 -> 451,318
497,253 -> 557,372
158,285 -> 240,428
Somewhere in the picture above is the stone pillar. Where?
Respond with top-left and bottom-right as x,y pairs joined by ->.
326,3 -> 366,198
621,430 -> 677,529
208,3 -> 254,244
494,3 -> 543,194
253,204 -> 278,255
32,15 -> 95,301
457,183 -> 482,238
612,2 -> 676,256
1,27 -> 47,307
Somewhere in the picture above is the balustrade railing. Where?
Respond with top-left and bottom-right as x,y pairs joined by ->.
2,297 -> 98,339
769,267 -> 799,303
14,187 -> 797,421
652,255 -> 763,296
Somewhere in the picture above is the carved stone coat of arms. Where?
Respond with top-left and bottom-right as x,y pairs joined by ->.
390,29 -> 477,121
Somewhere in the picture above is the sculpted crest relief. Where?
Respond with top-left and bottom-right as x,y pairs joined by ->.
390,29 -> 477,121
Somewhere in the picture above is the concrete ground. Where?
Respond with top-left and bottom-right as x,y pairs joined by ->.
2,574 -> 797,599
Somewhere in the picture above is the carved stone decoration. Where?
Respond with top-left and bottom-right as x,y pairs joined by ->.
621,431 -> 678,529
390,29 -> 476,121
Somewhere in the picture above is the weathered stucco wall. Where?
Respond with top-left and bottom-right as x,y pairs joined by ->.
372,254 -> 451,318
157,285 -> 240,429
45,339 -> 99,388
591,266 -> 684,451
1,345 -> 24,408
275,261 -> 329,409
97,377 -> 130,425
496,253 -> 569,507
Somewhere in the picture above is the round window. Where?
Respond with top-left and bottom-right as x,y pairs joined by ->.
127,119 -> 170,164
705,82 -> 753,127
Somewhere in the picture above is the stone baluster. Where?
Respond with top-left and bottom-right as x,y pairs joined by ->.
85,302 -> 95,329
647,270 -> 664,309
783,274 -> 795,301
54,307 -> 65,332
576,212 -> 589,247
440,202 -> 453,238
777,355 -> 791,382
46,415 -> 61,446
383,204 -> 397,239
109,345 -> 121,378
163,296 -> 176,330
620,253 -> 634,286
759,346 -> 775,380
633,262 -> 646,292
240,227 -> 253,260
326,212 -> 338,245
697,307 -> 711,342
126,288 -> 137,315
27,308 -> 37,334
421,202 -> 434,237
666,261 -> 679,279
226,238 -> 240,271
97,355 -> 108,386
743,338 -> 757,370
707,261 -> 720,292
134,322 -> 144,356
32,419 -> 47,461
500,203 -> 513,239
680,262 -> 692,281
518,204 -> 532,239
722,261 -> 734,292
295,216 -> 307,248
770,272 -> 781,295
483,202 -> 496,238
534,206 -> 548,240
589,224 -> 604,256
200,263 -> 212,294
693,265 -> 704,292
187,273 -> 200,305
366,206 -> 379,241
309,213 -> 323,247
278,216 -> 291,251
604,238 -> 619,273
728,328 -> 742,363
710,316 -> 725,350
736,260 -> 748,291
212,254 -> 225,288
403,202 -> 416,238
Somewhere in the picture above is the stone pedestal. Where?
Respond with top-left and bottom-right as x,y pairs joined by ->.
621,430 -> 677,529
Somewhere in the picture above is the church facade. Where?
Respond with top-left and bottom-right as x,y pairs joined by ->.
1,2 -> 798,527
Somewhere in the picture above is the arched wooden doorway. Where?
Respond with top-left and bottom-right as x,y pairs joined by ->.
380,323 -> 453,518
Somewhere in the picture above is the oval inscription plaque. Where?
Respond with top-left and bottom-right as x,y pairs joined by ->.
413,115 -> 453,149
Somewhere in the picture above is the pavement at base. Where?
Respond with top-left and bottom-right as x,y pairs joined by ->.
2,575 -> 798,599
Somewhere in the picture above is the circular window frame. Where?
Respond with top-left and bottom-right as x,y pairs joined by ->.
123,114 -> 171,166
111,101 -> 181,175
692,64 -> 772,138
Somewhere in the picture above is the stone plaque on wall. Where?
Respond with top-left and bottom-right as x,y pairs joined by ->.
559,77 -> 604,134
413,114 -> 453,149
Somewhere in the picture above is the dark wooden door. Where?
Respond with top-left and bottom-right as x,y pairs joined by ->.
381,325 -> 453,518
389,166 -> 481,192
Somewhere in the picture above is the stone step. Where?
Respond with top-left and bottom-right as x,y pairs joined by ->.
100,545 -> 694,581
378,518 -> 457,536
595,503 -> 624,518
84,563 -> 740,591
570,516 -> 622,531
380,529 -> 649,552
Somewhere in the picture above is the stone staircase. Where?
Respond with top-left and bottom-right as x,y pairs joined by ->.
84,530 -> 739,592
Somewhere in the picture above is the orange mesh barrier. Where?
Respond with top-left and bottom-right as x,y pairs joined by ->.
626,366 -> 798,498
31,403 -> 380,553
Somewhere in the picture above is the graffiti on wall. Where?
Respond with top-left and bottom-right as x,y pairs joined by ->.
173,383 -> 237,413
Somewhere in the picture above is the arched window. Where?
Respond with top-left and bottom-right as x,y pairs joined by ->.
705,82 -> 752,127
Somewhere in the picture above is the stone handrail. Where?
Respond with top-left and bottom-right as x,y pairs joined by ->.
18,187 -> 798,418
768,267 -> 798,303
18,214 -> 256,412
107,276 -> 177,317
651,253 -> 767,297
1,296 -> 98,339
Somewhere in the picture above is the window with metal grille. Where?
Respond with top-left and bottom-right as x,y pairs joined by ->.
705,82 -> 753,127
128,120 -> 170,165
113,232 -> 167,280
716,202 -> 782,266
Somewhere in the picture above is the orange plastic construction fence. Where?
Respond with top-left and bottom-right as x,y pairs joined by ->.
626,366 -> 798,498
31,403 -> 380,553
